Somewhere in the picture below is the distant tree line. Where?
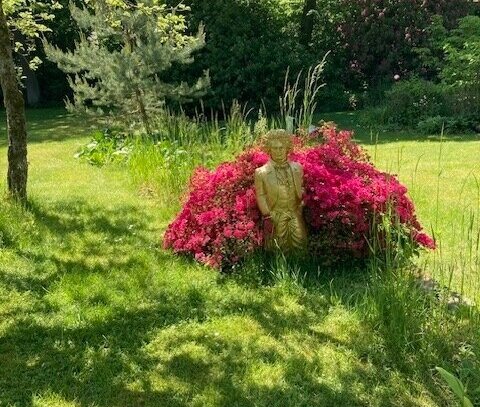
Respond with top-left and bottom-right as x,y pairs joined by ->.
12,0 -> 480,112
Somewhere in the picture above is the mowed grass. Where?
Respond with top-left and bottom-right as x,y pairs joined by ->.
0,108 -> 479,407
325,112 -> 480,297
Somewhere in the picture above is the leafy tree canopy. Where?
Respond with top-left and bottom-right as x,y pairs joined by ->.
3,0 -> 62,70
442,15 -> 480,86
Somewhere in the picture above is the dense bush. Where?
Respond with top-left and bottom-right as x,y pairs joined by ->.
377,15 -> 480,132
374,79 -> 479,132
383,79 -> 446,126
34,0 -> 478,113
173,0 -> 475,111
444,85 -> 480,129
441,15 -> 480,129
164,124 -> 434,269
167,0 -> 310,112
416,116 -> 446,134
417,115 -> 477,134
441,15 -> 480,87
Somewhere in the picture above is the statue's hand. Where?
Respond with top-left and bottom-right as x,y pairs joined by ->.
270,210 -> 281,225
264,211 -> 276,223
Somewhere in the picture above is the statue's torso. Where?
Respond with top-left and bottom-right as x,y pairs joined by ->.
256,161 -> 307,251
272,167 -> 298,212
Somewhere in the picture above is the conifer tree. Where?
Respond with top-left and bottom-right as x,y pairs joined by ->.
44,0 -> 209,135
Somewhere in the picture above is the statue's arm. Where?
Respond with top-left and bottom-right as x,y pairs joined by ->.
297,163 -> 305,204
298,164 -> 304,187
294,163 -> 304,200
254,169 -> 271,216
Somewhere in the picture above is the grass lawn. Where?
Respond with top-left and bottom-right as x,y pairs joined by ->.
326,112 -> 480,297
0,108 -> 479,407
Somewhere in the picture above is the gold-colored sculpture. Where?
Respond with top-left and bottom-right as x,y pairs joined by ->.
254,129 -> 307,252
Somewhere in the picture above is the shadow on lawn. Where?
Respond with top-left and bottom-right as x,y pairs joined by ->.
0,198 -> 382,406
0,304 -> 203,406
319,112 -> 480,144
0,279 -> 463,405
0,198 -> 473,406
0,108 -> 97,147
0,283 -> 373,407
0,273 -> 459,406
0,198 -> 160,300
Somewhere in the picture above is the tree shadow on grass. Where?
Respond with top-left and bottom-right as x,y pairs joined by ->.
0,263 -> 461,406
150,329 -> 369,407
320,111 -> 480,144
0,198 -> 163,300
220,259 -> 477,405
26,199 -> 154,244
1,196 -> 472,405
0,282 -> 376,407
0,108 -> 98,147
0,302 -> 206,407
0,220 -> 390,407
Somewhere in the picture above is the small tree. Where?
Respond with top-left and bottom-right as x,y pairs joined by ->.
44,0 -> 209,135
0,0 -> 27,201
0,0 -> 59,202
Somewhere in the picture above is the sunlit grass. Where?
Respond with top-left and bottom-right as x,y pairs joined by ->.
322,111 -> 480,301
0,108 -> 479,406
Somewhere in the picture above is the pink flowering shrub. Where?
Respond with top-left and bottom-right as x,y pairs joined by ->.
164,124 -> 435,269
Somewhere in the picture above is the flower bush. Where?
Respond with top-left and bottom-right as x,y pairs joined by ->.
164,124 -> 435,269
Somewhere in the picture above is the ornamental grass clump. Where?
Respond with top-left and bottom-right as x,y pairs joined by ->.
164,124 -> 435,269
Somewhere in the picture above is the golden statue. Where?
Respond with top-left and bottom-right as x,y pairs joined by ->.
254,129 -> 307,252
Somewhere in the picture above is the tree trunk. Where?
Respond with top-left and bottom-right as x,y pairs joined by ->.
0,0 -> 28,202
299,0 -> 317,46
135,88 -> 152,136
124,28 -> 152,137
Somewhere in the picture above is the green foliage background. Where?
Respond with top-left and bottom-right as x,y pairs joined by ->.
167,0 -> 312,112
33,0 -> 478,111
373,15 -> 480,133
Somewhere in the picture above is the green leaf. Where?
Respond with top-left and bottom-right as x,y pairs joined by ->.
435,367 -> 467,403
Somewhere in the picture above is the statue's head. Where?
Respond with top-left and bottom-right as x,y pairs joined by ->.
262,129 -> 293,164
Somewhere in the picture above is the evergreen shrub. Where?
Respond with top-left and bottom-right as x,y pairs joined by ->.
44,1 -> 209,133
